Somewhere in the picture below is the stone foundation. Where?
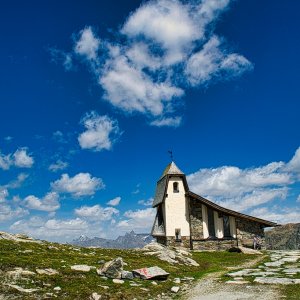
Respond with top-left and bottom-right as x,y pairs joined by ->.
156,236 -> 191,248
192,239 -> 238,251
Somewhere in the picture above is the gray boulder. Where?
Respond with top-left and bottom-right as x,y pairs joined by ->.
97,257 -> 123,279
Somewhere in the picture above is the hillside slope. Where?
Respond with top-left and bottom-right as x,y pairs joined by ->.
0,231 -> 258,300
265,223 -> 300,250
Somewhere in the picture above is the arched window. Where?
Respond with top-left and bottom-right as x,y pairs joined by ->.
173,182 -> 179,193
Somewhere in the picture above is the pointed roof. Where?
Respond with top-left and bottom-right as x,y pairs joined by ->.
152,162 -> 186,207
160,161 -> 184,179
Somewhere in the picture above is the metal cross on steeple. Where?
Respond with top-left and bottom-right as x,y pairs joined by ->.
168,150 -> 173,161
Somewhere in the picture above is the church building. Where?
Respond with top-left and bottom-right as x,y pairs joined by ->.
151,162 -> 277,250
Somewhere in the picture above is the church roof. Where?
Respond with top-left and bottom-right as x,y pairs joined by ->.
160,161 -> 184,179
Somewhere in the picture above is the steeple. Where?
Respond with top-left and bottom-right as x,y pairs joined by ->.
160,161 -> 184,179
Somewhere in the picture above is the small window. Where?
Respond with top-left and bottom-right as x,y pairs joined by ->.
175,228 -> 181,241
173,182 -> 179,193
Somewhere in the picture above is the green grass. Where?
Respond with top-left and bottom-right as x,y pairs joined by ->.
0,240 -> 260,300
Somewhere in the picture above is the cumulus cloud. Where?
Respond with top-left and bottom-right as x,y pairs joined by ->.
0,148 -> 34,170
78,111 -> 120,151
117,208 -> 155,232
138,198 -> 153,206
74,27 -> 100,61
24,192 -> 60,212
187,147 -> 300,213
0,203 -> 28,222
0,189 -> 8,203
10,217 -> 89,240
58,0 -> 251,126
49,160 -> 68,172
13,148 -> 34,168
75,204 -> 119,221
249,206 -> 300,224
106,196 -> 121,206
51,173 -> 104,197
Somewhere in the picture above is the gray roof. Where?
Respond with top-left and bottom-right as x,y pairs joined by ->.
160,161 -> 184,179
152,176 -> 167,207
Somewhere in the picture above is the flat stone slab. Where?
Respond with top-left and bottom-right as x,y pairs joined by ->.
71,265 -> 93,272
283,268 -> 300,273
227,269 -> 260,277
226,280 -> 249,284
254,277 -> 300,285
264,261 -> 284,267
246,271 -> 278,277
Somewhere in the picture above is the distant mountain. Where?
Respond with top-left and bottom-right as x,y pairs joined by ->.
71,231 -> 154,249
265,223 -> 300,250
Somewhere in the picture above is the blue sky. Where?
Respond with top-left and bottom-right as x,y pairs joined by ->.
1,0 -> 300,242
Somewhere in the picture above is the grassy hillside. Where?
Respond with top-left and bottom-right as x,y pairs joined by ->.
0,238 -> 258,300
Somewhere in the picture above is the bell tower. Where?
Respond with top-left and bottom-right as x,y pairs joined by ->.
151,162 -> 191,247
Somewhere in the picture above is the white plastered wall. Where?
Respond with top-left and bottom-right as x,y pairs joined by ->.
202,204 -> 209,238
214,211 -> 224,238
229,216 -> 237,238
164,177 -> 190,237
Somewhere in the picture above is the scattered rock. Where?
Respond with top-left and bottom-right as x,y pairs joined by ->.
90,292 -> 101,300
173,278 -> 181,284
6,284 -> 39,293
71,265 -> 92,272
171,286 -> 180,293
112,279 -> 124,284
53,286 -> 61,292
142,242 -> 199,266
121,270 -> 134,280
226,280 -> 249,284
97,257 -> 123,279
238,246 -> 262,255
151,281 -> 158,285
133,266 -> 169,280
36,268 -> 59,275
99,285 -> 109,290
6,267 -> 36,278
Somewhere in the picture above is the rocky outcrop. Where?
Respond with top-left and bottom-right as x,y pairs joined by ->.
141,242 -> 199,266
265,223 -> 300,250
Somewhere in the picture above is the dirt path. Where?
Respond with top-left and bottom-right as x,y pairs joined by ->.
182,254 -> 282,300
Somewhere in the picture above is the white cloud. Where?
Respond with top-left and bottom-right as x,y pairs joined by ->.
249,206 -> 300,224
51,173 -> 104,197
0,151 -> 12,170
117,208 -> 156,232
74,27 -> 100,61
10,217 -> 89,240
75,204 -> 119,221
0,189 -> 8,203
49,160 -> 68,172
58,0 -> 251,126
100,53 -> 184,116
138,198 -> 153,206
0,148 -> 34,170
24,192 -> 60,212
0,203 -> 28,222
13,148 -> 34,168
286,147 -> 300,174
185,36 -> 252,86
150,116 -> 182,127
106,196 -> 121,206
78,111 -> 120,151
186,147 -> 300,215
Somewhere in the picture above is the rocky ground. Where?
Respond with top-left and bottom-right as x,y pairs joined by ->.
184,250 -> 300,300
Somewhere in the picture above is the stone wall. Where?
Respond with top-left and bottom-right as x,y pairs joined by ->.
235,218 -> 265,249
165,236 -> 191,248
190,199 -> 203,239
192,239 -> 237,251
